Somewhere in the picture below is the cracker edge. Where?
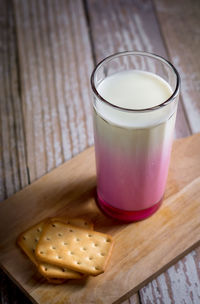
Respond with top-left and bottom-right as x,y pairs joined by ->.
16,219 -> 50,265
49,217 -> 94,230
37,263 -> 84,279
17,216 -> 93,265
37,218 -> 92,279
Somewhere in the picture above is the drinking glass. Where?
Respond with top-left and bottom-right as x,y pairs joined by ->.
91,51 -> 180,222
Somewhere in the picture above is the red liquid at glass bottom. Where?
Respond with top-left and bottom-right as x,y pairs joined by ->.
96,192 -> 163,222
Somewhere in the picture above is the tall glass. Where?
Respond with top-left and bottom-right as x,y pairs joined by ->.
91,51 -> 180,222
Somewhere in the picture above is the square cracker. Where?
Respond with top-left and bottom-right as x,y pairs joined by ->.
17,217 -> 92,279
35,221 -> 114,275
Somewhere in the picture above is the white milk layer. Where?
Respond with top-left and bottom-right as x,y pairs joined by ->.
95,70 -> 174,128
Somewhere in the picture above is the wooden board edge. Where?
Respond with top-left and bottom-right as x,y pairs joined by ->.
113,239 -> 200,304
0,264 -> 37,304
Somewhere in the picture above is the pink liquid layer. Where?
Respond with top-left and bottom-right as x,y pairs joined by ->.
94,137 -> 173,221
95,144 -> 171,210
97,193 -> 163,222
93,111 -> 175,222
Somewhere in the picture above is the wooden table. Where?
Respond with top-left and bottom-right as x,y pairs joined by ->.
0,0 -> 200,303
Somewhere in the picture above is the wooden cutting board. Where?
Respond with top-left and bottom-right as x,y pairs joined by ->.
0,134 -> 200,304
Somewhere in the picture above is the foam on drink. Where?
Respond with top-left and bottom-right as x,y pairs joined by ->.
97,70 -> 172,109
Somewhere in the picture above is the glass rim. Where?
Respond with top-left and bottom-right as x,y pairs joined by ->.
90,51 -> 180,113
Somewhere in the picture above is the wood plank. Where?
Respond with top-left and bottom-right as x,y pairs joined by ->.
14,0 -> 94,182
0,0 -> 28,201
0,0 -> 30,303
153,0 -> 200,135
1,1 -> 198,303
0,134 -> 200,304
129,294 -> 141,304
122,295 -> 139,304
139,0 -> 200,302
140,250 -> 200,303
139,134 -> 200,304
87,0 -> 191,139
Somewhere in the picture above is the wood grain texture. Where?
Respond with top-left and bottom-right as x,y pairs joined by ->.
0,0 -> 28,201
0,1 -> 30,302
1,0 -> 199,303
138,0 -> 200,302
140,251 -> 200,304
0,134 -> 200,304
139,135 -> 200,304
121,295 -> 140,304
14,0 -> 94,182
154,0 -> 200,134
87,0 -> 191,139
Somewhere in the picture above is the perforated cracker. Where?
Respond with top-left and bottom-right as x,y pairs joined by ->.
38,262 -> 83,279
17,217 -> 92,279
35,221 -> 114,275
17,217 -> 91,265
50,217 -> 93,230
17,220 -> 46,265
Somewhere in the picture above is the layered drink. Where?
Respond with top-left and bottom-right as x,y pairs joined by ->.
91,52 -> 180,221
